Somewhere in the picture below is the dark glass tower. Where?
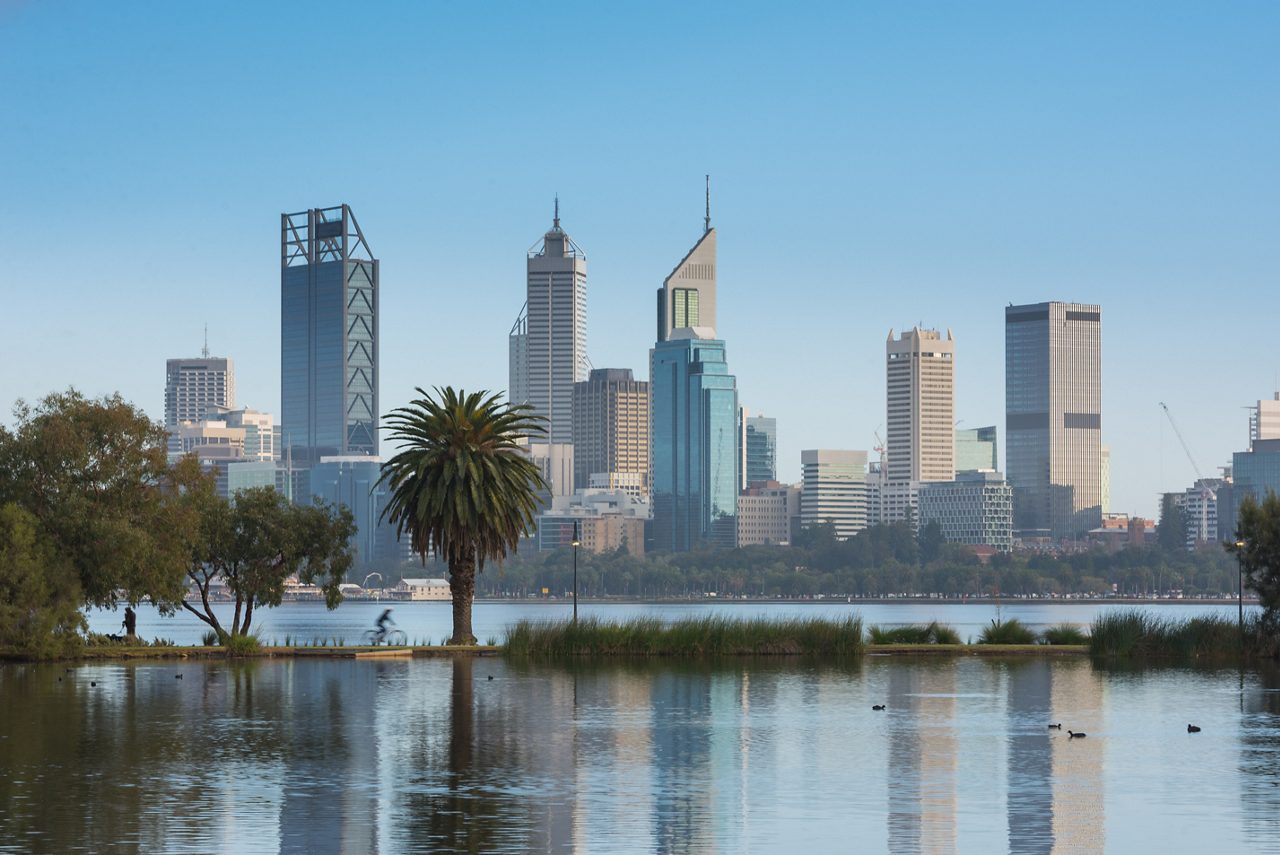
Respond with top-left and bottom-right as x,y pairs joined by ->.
281,205 -> 378,466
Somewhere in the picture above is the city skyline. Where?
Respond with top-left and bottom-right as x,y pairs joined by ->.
3,3 -> 1279,519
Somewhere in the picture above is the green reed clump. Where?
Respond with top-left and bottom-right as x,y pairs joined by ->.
1039,624 -> 1088,645
978,618 -> 1037,645
223,634 -> 260,657
504,615 -> 865,657
1089,611 -> 1252,659
867,621 -> 961,645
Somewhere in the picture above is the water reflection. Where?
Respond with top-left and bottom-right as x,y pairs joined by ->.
1,657 -> 1279,854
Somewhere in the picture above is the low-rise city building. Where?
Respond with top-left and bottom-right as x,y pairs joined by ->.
916,470 -> 1013,552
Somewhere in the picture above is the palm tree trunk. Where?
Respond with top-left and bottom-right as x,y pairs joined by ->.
448,553 -> 477,645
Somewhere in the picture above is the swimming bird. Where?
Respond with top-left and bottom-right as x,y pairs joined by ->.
1048,723 -> 1062,730
1068,730 -> 1086,739
175,674 -> 183,680
872,704 -> 886,711
90,682 -> 97,687
487,675 -> 494,681
1188,724 -> 1201,733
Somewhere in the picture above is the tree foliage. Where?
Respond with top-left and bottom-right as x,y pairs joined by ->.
0,503 -> 86,655
1229,491 -> 1280,624
180,480 -> 356,641
379,387 -> 547,644
0,389 -> 190,609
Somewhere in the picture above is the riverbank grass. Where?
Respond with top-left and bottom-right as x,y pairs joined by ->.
505,615 -> 866,657
868,621 -> 961,645
1088,611 -> 1261,659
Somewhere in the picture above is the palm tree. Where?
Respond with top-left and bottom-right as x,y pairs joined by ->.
379,387 -> 547,644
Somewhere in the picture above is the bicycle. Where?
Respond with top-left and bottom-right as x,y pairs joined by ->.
363,626 -> 408,646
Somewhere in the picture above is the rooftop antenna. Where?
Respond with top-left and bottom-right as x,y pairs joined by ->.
553,194 -> 560,230
202,324 -> 209,359
704,174 -> 711,234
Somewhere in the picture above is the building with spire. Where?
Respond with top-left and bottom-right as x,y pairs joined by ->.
651,179 -> 739,551
165,331 -> 235,458
656,177 -> 717,343
509,199 -> 587,449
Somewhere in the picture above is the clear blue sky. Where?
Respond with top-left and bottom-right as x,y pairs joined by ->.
2,1 -> 1277,517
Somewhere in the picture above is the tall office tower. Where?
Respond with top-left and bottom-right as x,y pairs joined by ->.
799,449 -> 868,539
508,308 -> 529,406
520,201 -> 587,445
164,355 -> 234,457
651,333 -> 739,551
656,178 -> 716,343
955,426 -> 998,473
743,414 -> 778,485
1005,301 -> 1102,538
886,327 -> 955,483
281,204 -> 378,466
571,368 -> 650,494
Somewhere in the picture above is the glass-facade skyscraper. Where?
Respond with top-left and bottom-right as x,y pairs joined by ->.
281,205 -> 378,465
651,334 -> 739,551
1005,302 -> 1102,539
743,414 -> 777,485
955,426 -> 998,473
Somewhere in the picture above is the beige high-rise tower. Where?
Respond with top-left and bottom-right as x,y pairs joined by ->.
886,327 -> 955,483
572,368 -> 650,495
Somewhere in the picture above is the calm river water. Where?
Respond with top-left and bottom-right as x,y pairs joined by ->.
2,654 -> 1278,854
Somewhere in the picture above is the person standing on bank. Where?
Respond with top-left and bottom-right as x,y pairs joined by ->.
122,606 -> 137,638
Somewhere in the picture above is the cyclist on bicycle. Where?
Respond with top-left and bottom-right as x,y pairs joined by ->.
374,608 -> 394,642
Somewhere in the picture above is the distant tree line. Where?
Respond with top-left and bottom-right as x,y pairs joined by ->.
457,519 -> 1243,601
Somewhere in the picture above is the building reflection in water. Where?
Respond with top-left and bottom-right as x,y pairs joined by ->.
1004,658 -> 1105,855
884,661 -> 957,855
1240,662 -> 1280,847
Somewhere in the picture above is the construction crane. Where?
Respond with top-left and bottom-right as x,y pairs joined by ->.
1160,401 -> 1216,549
1158,402 -> 1204,481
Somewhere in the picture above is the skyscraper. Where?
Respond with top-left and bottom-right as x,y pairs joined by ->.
516,201 -> 587,445
656,178 -> 716,343
651,333 -> 739,551
1005,301 -> 1102,538
743,414 -> 777,485
650,184 -> 737,551
280,204 -> 378,465
800,449 -> 868,539
571,368 -> 650,494
886,327 -> 955,483
164,355 -> 234,455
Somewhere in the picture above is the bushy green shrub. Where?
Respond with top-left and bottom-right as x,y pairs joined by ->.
1039,624 -> 1088,645
867,621 -> 961,645
978,618 -> 1036,645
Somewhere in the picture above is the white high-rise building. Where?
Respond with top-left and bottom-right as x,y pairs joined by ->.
207,406 -> 277,462
886,327 -> 955,483
800,450 -> 868,539
511,200 -> 587,447
1251,394 -> 1280,444
165,356 -> 234,455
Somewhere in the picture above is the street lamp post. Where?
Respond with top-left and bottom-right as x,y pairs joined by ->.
1235,539 -> 1246,639
571,521 -> 581,624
